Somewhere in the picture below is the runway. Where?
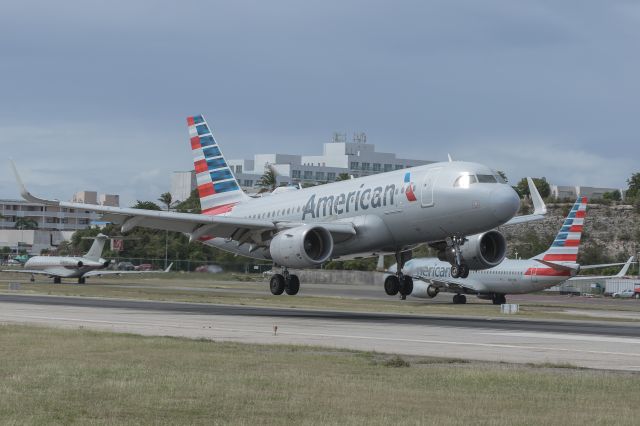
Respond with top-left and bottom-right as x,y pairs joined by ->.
1,294 -> 640,371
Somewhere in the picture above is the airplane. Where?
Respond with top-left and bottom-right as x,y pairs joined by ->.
390,196 -> 634,304
2,234 -> 172,284
11,114 -> 542,297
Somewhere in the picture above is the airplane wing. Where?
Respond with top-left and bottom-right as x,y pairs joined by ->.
11,162 -> 356,244
502,177 -> 547,225
569,256 -> 635,281
84,263 -> 174,278
1,269 -> 72,278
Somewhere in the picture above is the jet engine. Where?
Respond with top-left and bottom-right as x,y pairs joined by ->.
437,230 -> 506,270
270,225 -> 334,268
410,281 -> 440,299
60,259 -> 83,268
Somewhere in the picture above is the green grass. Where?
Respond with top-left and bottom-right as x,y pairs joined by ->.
1,324 -> 639,425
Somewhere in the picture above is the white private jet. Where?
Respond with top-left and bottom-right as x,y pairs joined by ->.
2,234 -> 172,284
391,197 -> 634,304
12,115 -> 544,296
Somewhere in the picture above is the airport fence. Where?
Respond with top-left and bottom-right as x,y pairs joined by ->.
104,256 -> 273,274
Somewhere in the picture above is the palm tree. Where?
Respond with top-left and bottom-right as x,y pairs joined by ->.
257,166 -> 277,191
157,192 -> 177,269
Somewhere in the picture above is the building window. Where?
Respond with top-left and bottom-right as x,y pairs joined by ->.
243,180 -> 253,187
236,165 -> 243,174
315,172 -> 325,180
292,170 -> 301,179
395,164 -> 404,170
373,163 -> 381,172
327,172 -> 336,181
384,164 -> 392,172
361,162 -> 370,171
303,171 -> 313,179
350,161 -> 359,170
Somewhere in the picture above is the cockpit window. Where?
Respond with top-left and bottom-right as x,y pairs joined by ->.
453,173 -> 477,188
477,174 -> 497,183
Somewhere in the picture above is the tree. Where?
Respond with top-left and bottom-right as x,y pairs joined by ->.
15,217 -> 38,230
132,201 -> 161,210
603,190 -> 621,202
515,177 -> 550,199
335,173 -> 351,181
175,189 -> 201,213
158,192 -> 176,211
496,170 -> 508,183
626,172 -> 640,200
256,167 -> 277,191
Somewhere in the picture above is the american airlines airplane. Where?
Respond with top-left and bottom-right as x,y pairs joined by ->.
12,115 -> 540,296
2,234 -> 172,284
391,197 -> 634,304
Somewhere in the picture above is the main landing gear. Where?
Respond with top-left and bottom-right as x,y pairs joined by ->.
448,236 -> 469,279
492,294 -> 507,305
453,294 -> 467,304
269,268 -> 300,296
384,251 -> 413,300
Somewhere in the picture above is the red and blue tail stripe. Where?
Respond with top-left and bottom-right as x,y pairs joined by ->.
537,197 -> 587,263
187,115 -> 248,215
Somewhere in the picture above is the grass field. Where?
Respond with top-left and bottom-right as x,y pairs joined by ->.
1,271 -> 639,322
1,324 -> 639,425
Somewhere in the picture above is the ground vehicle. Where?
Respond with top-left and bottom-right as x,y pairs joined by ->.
117,262 -> 135,271
195,264 -> 223,273
612,288 -> 640,299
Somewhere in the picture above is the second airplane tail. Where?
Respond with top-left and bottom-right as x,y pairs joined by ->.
531,196 -> 588,264
187,115 -> 250,215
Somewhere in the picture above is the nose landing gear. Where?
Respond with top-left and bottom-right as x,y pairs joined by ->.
447,236 -> 469,279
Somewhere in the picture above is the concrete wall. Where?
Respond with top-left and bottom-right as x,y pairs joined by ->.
290,269 -> 384,286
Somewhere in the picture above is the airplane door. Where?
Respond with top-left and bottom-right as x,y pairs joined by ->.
421,167 -> 442,208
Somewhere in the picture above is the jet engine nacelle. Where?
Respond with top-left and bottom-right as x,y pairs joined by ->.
410,281 -> 440,299
437,230 -> 507,270
60,259 -> 83,268
270,225 -> 334,269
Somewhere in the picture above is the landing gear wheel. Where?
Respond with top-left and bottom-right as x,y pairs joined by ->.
492,294 -> 506,305
453,294 -> 467,304
53,277 -> 61,284
399,276 -> 413,296
78,277 -> 86,284
450,265 -> 461,279
460,264 -> 470,278
384,275 -> 400,296
270,274 -> 285,295
285,275 -> 300,295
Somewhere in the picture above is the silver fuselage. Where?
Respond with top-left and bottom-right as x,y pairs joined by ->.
202,161 -> 520,260
23,256 -> 107,278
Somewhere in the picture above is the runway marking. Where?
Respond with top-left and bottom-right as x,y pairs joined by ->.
480,331 -> 640,344
3,310 -> 640,360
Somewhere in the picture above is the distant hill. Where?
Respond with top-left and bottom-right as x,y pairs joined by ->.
500,201 -> 639,267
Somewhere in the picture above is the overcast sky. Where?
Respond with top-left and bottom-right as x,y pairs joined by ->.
1,0 -> 639,206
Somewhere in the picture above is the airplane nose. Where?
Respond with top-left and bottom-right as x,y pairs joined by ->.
490,185 -> 520,223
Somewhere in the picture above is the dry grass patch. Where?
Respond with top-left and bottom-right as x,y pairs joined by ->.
1,324 -> 639,425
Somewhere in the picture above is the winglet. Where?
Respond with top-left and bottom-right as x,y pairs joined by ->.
615,256 -> 634,278
527,177 -> 546,216
10,161 -> 59,206
164,262 -> 174,273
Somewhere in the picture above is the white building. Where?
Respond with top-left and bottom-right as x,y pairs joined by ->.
170,171 -> 196,203
228,133 -> 433,188
550,185 -> 624,200
0,191 -> 118,254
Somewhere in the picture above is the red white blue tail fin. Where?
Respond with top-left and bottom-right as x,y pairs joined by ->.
532,197 -> 587,263
187,115 -> 249,215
